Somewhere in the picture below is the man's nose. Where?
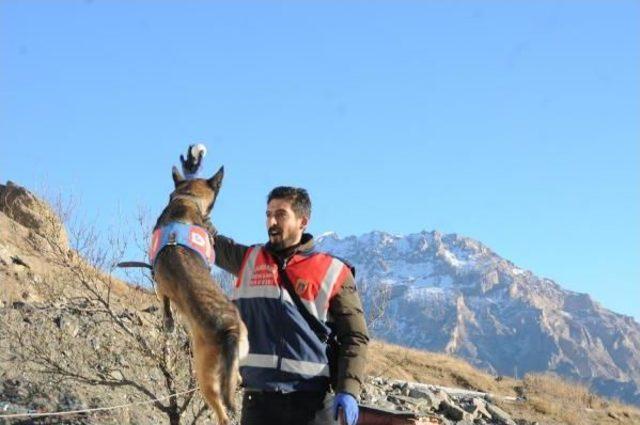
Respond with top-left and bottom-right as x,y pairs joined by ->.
267,216 -> 277,227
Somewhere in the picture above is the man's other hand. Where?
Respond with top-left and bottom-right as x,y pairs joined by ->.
332,392 -> 358,425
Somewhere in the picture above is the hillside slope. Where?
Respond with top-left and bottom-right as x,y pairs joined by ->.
1,182 -> 197,424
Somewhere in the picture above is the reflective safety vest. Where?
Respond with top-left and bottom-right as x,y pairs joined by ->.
234,245 -> 351,393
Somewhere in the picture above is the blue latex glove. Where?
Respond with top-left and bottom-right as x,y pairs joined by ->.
180,144 -> 207,179
332,392 -> 359,425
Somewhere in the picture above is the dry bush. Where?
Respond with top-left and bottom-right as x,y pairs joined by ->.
525,373 -> 595,408
0,188 -> 226,424
522,373 -> 593,425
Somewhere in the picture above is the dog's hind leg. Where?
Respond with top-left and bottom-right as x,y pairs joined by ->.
162,296 -> 175,333
193,334 -> 229,425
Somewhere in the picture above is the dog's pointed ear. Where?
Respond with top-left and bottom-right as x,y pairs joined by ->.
208,166 -> 224,192
172,166 -> 185,187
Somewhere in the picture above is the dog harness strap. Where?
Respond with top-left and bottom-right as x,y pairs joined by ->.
149,222 -> 215,268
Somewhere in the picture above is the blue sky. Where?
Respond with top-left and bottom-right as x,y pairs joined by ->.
1,1 -> 638,320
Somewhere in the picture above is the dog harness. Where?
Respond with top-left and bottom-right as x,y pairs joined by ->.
233,245 -> 351,392
148,222 -> 215,268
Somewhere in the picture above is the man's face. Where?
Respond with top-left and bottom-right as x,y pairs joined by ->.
266,198 -> 308,250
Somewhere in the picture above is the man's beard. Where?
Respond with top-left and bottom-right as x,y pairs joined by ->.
269,236 -> 284,250
268,226 -> 285,250
269,227 -> 301,251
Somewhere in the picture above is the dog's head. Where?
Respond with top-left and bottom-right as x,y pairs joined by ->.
158,166 -> 224,225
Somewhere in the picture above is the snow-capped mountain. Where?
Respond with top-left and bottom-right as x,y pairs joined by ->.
316,230 -> 640,406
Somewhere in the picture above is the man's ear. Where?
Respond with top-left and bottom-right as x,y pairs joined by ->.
172,166 -> 185,187
208,166 -> 224,192
300,215 -> 309,231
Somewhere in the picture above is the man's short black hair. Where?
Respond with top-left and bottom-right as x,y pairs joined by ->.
267,186 -> 311,219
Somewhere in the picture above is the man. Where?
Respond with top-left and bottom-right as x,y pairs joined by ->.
180,146 -> 369,425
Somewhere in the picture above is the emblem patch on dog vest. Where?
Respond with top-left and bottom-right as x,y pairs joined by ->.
190,231 -> 206,247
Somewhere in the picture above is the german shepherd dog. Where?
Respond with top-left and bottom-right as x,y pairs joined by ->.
152,166 -> 248,424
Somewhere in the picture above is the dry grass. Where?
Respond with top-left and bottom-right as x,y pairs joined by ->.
521,373 -> 640,425
365,340 -> 519,396
366,340 -> 640,425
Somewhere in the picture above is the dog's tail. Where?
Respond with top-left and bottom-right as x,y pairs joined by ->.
220,329 -> 240,412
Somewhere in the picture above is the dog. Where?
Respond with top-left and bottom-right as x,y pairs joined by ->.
150,165 -> 248,424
